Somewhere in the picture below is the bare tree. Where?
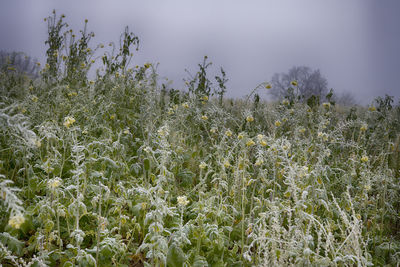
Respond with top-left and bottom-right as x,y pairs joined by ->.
269,66 -> 328,102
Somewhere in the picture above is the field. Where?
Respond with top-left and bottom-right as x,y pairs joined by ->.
1,12 -> 400,266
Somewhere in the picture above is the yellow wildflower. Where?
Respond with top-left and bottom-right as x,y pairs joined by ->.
223,160 -> 231,168
35,139 -> 41,148
322,102 -> 331,109
177,196 -> 189,207
246,139 -> 255,147
31,95 -> 38,102
275,120 -> 281,127
225,130 -> 232,137
291,80 -> 298,86
63,116 -> 76,128
360,124 -> 367,132
48,178 -> 62,189
361,156 -> 369,163
8,214 -> 25,229
201,115 -> 208,121
265,83 -> 272,89
246,116 -> 254,122
199,162 -> 207,169
182,102 -> 189,109
368,106 -> 376,111
255,158 -> 264,166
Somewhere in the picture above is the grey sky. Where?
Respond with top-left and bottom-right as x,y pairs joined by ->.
1,0 -> 399,104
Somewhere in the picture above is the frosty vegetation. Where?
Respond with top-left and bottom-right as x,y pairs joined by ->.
0,11 -> 399,266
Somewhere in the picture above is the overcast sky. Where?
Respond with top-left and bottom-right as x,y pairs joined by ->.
1,0 -> 399,104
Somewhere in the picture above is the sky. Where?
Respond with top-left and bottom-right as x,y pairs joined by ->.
1,0 -> 399,104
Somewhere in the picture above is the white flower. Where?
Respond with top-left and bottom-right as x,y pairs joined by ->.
177,196 -> 189,207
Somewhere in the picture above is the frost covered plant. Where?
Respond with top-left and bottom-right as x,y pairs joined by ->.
0,10 -> 399,266
63,116 -> 75,128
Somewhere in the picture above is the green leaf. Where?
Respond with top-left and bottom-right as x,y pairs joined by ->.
193,255 -> 208,267
144,158 -> 150,171
0,232 -> 25,257
167,243 -> 186,267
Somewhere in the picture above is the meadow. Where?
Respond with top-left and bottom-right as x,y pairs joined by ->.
0,12 -> 399,266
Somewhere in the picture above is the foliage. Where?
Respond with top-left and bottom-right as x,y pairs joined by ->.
0,12 -> 399,267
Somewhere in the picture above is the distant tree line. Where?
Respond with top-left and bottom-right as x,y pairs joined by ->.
268,66 -> 356,106
0,51 -> 40,78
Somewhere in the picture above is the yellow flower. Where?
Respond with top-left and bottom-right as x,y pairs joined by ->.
8,214 -> 25,229
225,130 -> 232,137
282,99 -> 289,106
223,160 -> 231,168
182,102 -> 189,109
144,63 -> 151,69
238,132 -> 245,140
361,156 -> 369,163
48,178 -> 62,189
177,196 -> 189,207
123,129 -> 130,134
265,83 -> 272,89
322,102 -> 331,109
360,124 -> 367,132
255,158 -> 264,166
246,116 -> 254,122
31,95 -> 38,102
299,127 -> 306,134
202,95 -> 208,101
368,106 -> 376,112
157,127 -> 168,137
274,120 -> 281,127
63,116 -> 76,128
199,162 -> 207,169
110,114 -> 115,120
35,139 -> 41,148
201,115 -> 208,121
210,127 -> 217,134
291,80 -> 298,86
246,139 -> 255,147
257,134 -> 267,146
